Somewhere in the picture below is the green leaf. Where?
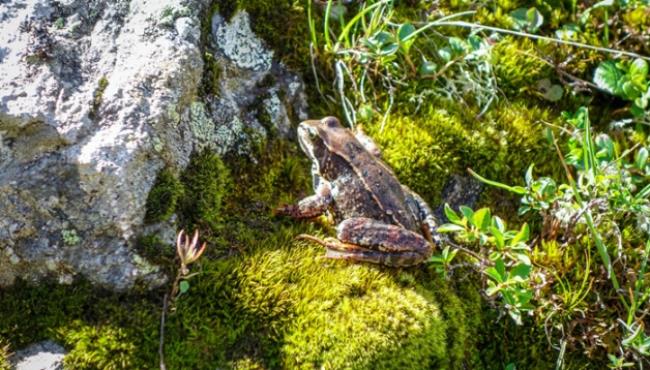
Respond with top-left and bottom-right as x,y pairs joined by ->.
448,37 -> 466,54
492,216 -> 506,232
630,59 -> 648,84
444,203 -> 461,223
460,206 -> 475,221
179,280 -> 190,294
472,208 -> 492,231
510,7 -> 543,32
491,225 -> 505,249
594,61 -> 623,95
419,61 -> 437,76
485,267 -> 504,284
636,147 -> 649,169
526,7 -> 544,31
525,164 -> 534,185
397,23 -> 415,42
437,224 -> 466,233
512,223 -> 530,244
511,263 -> 531,279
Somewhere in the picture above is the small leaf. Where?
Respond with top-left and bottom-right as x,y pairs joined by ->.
525,164 -> 534,185
438,47 -> 452,62
460,206 -> 475,221
512,223 -> 530,244
472,208 -> 492,231
492,216 -> 506,232
398,23 -> 416,42
444,203 -> 461,223
526,7 -> 544,31
485,267 -> 504,284
437,224 -> 466,233
448,37 -> 466,54
511,263 -> 531,279
179,280 -> 190,294
419,61 -> 437,76
636,147 -> 649,169
630,59 -> 648,83
491,226 -> 505,249
594,61 -> 623,95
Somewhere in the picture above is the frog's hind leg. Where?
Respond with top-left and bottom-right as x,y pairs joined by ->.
324,249 -> 428,267
296,234 -> 372,252
296,233 -> 427,266
334,217 -> 433,267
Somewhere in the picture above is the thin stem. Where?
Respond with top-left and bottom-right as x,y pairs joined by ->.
159,293 -> 169,370
407,20 -> 650,61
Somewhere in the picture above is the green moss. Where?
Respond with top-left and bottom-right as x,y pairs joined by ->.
0,337 -> 9,370
89,76 -> 108,119
201,51 -> 222,97
178,150 -> 232,234
369,100 -> 560,207
144,168 -> 184,224
170,244 -> 469,369
491,37 -> 552,96
60,322 -> 138,370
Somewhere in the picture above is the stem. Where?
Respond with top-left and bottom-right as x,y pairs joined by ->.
324,0 -> 333,50
407,20 -> 650,61
159,270 -> 183,370
159,293 -> 169,370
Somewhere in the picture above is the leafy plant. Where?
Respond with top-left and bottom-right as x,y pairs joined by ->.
594,58 -> 650,118
461,106 -> 650,365
439,204 -> 534,325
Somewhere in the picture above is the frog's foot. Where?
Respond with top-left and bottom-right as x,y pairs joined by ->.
297,233 -> 429,267
334,217 -> 434,267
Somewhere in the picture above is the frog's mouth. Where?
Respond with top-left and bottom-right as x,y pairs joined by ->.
297,121 -> 320,163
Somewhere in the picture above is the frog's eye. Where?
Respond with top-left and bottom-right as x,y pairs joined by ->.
322,116 -> 340,128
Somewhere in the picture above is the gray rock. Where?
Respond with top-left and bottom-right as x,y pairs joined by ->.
434,174 -> 484,222
0,1 -> 307,290
10,340 -> 66,370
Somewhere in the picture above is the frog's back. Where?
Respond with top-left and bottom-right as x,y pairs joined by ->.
322,129 -> 419,231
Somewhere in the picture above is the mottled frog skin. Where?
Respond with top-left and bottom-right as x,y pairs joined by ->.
277,117 -> 438,266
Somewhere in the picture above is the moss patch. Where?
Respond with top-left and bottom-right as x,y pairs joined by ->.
368,99 -> 561,207
144,168 -> 183,224
0,338 -> 9,370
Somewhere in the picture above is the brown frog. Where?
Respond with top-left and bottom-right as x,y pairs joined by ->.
276,116 -> 439,266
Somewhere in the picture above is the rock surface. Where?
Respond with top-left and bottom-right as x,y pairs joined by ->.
10,340 -> 66,370
0,0 -> 307,290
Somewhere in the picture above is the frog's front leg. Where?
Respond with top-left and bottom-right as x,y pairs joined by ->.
275,182 -> 332,219
332,217 -> 433,267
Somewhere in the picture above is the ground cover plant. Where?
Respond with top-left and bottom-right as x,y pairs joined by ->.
2,0 -> 650,368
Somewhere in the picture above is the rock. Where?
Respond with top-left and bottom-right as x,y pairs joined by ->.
10,340 -> 66,370
434,175 -> 483,221
0,0 -> 307,290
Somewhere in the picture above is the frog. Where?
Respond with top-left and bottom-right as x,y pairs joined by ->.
276,116 -> 439,267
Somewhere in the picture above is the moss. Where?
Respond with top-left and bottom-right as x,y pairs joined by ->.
0,338 -> 9,370
201,51 -> 222,97
89,76 -> 108,119
171,244 -> 469,369
144,168 -> 184,224
178,150 -> 232,234
60,322 -> 138,370
368,100 -> 560,207
491,37 -> 552,96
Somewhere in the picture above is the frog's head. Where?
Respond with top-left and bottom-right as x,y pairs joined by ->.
297,116 -> 343,166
